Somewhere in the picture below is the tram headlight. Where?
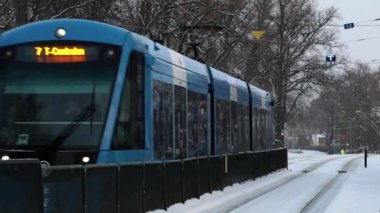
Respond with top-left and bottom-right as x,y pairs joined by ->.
55,28 -> 66,38
5,50 -> 13,57
1,155 -> 10,160
104,49 -> 115,59
82,156 -> 90,163
106,49 -> 115,56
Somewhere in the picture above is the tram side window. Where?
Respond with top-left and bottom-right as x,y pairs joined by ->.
187,91 -> 208,157
252,108 -> 259,151
153,80 -> 174,159
266,112 -> 272,148
266,111 -> 269,148
236,103 -> 249,152
231,102 -> 245,152
262,110 -> 267,149
259,109 -> 267,150
257,109 -> 263,150
236,102 -> 241,152
266,111 -> 270,149
230,101 -> 238,153
269,112 -> 274,148
266,111 -> 272,148
174,85 -> 187,158
112,51 -> 145,149
242,104 -> 250,151
215,99 -> 230,155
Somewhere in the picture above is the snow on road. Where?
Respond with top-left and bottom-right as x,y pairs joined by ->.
232,154 -> 359,212
324,155 -> 380,213
152,150 -> 380,213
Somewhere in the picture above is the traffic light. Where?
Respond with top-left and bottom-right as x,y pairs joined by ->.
344,23 -> 354,29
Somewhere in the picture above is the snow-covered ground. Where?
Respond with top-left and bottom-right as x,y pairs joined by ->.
151,150 -> 380,213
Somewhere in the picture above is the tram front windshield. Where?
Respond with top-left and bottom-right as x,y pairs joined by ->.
0,42 -> 120,150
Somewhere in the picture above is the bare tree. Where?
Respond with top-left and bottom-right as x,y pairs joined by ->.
0,0 -> 115,29
247,0 -> 342,145
14,0 -> 27,26
110,0 -> 260,71
28,0 -> 114,21
0,0 -> 16,31
307,63 -> 380,151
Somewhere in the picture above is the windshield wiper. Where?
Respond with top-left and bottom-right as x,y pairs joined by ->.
38,84 -> 96,161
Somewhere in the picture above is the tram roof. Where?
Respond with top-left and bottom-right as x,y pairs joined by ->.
0,19 -> 128,47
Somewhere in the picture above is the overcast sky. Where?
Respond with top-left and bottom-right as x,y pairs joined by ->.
318,0 -> 380,66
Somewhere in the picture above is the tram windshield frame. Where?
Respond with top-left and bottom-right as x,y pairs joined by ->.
0,42 -> 121,150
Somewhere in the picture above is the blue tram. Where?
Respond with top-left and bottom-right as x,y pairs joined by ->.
0,19 -> 275,165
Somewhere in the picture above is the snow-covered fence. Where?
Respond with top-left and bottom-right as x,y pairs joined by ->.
0,148 -> 287,212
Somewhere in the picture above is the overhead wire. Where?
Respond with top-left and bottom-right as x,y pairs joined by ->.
340,35 -> 380,43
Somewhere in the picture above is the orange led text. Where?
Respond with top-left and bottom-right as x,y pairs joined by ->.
34,46 -> 86,56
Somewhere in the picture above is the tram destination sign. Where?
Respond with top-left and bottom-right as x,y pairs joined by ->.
34,46 -> 86,56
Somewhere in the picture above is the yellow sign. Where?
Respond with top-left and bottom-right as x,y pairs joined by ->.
34,46 -> 86,56
252,31 -> 266,40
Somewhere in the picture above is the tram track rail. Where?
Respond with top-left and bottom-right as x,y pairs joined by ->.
218,155 -> 351,212
300,156 -> 362,213
170,154 -> 363,213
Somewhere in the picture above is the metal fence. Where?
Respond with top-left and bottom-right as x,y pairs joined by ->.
0,148 -> 287,213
